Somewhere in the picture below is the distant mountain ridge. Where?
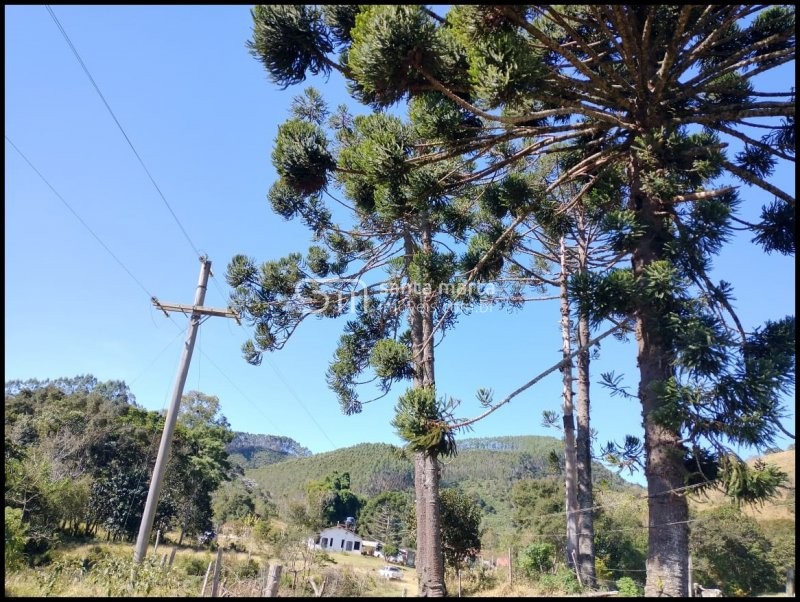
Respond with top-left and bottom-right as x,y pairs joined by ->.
241,435 -> 640,520
226,432 -> 312,469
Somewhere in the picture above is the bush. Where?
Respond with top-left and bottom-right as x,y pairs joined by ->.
322,566 -> 373,597
538,566 -> 581,594
518,542 -> 555,577
616,576 -> 643,597
5,507 -> 28,570
462,564 -> 497,594
178,554 -> 211,577
233,558 -> 260,579
80,545 -> 109,571
89,555 -> 178,596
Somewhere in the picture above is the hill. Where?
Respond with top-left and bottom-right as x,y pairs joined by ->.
244,434 -> 642,545
226,431 -> 312,469
689,448 -> 795,522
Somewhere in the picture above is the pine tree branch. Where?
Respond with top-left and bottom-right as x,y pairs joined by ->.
722,160 -> 795,206
672,188 -> 737,205
539,7 -> 633,98
674,6 -> 748,74
651,5 -> 693,101
714,124 -> 796,164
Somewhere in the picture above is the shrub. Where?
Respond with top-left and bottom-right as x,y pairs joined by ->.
538,566 -> 581,594
178,554 -> 211,577
519,542 -> 555,577
323,566 -> 373,597
80,545 -> 108,571
616,576 -> 643,597
233,558 -> 260,579
5,507 -> 28,570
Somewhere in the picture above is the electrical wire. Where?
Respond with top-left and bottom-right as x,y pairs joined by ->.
264,354 -> 340,450
6,135 -> 157,301
128,325 -> 189,388
44,4 -> 202,261
198,348 -> 286,437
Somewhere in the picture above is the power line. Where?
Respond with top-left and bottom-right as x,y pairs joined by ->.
531,481 -> 711,522
264,354 -> 340,450
44,4 -> 202,260
8,132 -> 302,453
6,135 -> 156,301
199,348 -> 287,437
129,325 -> 189,388
7,133 -> 191,385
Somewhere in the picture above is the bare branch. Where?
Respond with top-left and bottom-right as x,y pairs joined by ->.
449,321 -> 627,430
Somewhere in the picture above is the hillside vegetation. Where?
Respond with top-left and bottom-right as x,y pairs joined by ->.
689,449 -> 795,522
227,432 -> 312,469
245,435 -> 640,547
248,435 -> 634,500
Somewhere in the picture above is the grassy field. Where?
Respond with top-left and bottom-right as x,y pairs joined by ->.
320,552 -> 419,596
3,536 -> 418,598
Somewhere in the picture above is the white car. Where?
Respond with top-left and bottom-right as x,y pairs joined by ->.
379,566 -> 403,580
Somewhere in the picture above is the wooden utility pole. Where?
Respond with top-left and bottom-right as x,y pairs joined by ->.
133,257 -> 240,564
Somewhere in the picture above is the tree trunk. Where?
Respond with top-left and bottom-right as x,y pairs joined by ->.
420,449 -> 446,597
559,237 -> 580,571
575,217 -> 596,588
407,223 -> 447,597
629,159 -> 688,597
576,307 -> 596,588
414,451 -> 429,593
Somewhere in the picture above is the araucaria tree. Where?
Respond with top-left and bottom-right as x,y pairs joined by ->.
239,5 -> 795,597
227,69 -> 482,596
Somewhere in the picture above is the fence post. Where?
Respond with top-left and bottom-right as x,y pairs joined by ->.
211,547 -> 223,598
264,562 -> 283,597
201,560 -> 213,596
787,566 -> 795,596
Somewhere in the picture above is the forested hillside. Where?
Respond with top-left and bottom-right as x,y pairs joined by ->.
226,432 -> 311,469
245,434 -> 639,546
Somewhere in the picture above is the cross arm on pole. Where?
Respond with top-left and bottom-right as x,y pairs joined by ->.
151,299 -> 241,325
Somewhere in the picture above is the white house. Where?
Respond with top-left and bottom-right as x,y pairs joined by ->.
361,540 -> 383,557
307,525 -> 363,555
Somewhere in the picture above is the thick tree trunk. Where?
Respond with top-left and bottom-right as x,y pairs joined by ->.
629,160 -> 689,597
575,217 -> 596,588
420,449 -> 446,597
406,225 -> 447,597
559,238 -> 580,571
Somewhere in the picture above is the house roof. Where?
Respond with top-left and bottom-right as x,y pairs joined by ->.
318,525 -> 362,538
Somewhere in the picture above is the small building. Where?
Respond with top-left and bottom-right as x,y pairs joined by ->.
360,540 -> 383,556
308,524 -> 363,555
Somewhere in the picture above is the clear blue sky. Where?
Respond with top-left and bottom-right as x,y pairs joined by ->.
5,6 -> 795,486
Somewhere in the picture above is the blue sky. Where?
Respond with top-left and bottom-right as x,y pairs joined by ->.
5,6 -> 795,486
